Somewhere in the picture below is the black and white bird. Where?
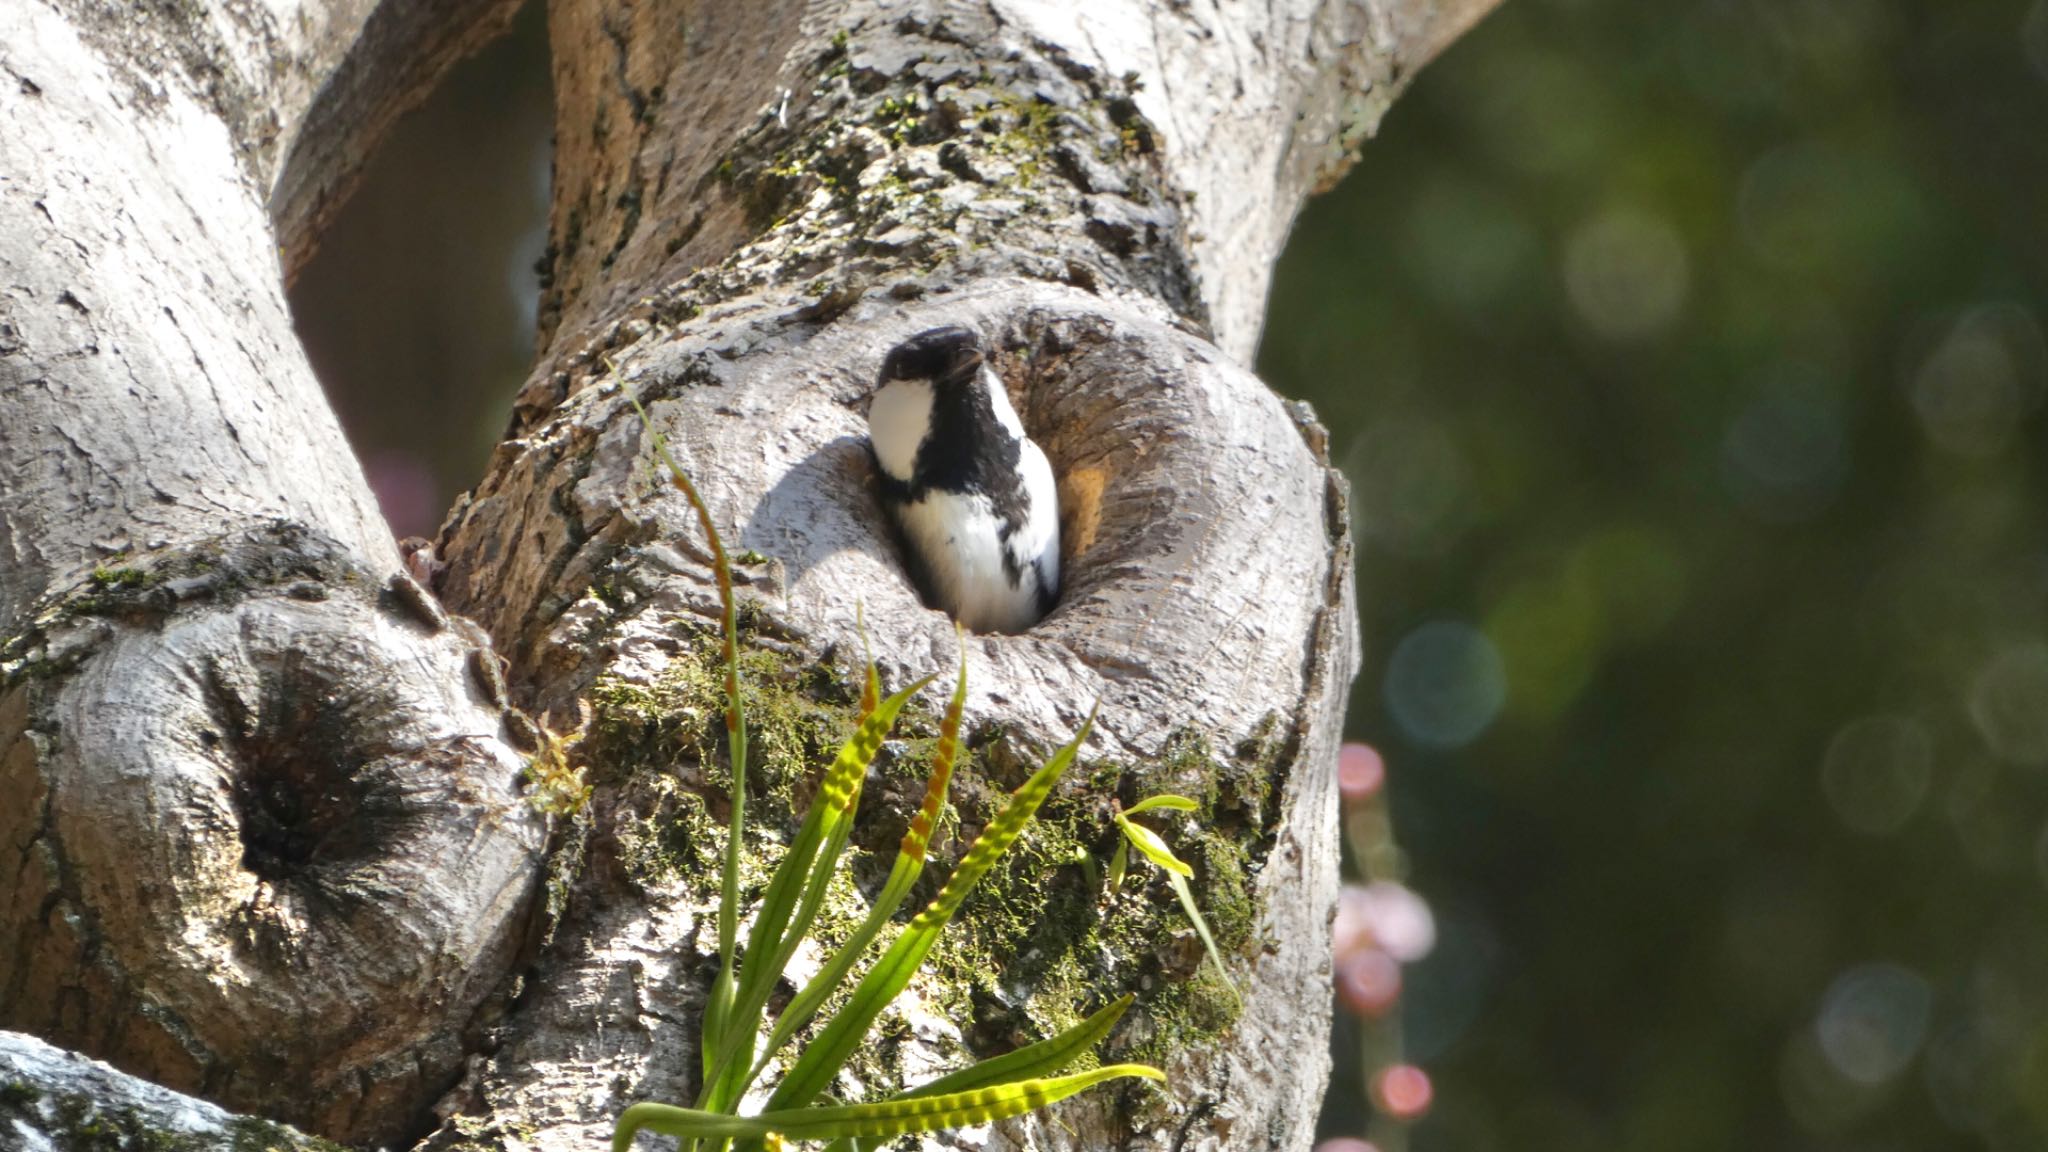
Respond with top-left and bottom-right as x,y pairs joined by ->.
867,326 -> 1060,633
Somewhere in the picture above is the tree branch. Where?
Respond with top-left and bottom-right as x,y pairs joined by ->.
424,3 -> 1421,1149
1,2 -> 551,1143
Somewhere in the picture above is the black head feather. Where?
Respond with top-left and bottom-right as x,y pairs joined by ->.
879,325 -> 983,386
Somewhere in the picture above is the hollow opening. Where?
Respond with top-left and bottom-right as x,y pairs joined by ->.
864,324 -> 1082,635
211,654 -> 406,882
234,745 -> 363,880
993,317 -> 1174,621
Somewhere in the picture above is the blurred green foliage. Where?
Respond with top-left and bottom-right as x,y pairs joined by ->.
1261,2 -> 2048,1150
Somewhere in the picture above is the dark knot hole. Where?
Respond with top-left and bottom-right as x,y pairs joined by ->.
205,656 -> 402,882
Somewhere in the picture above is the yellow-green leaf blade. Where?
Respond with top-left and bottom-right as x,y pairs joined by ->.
756,639 -> 967,1082
615,1065 -> 1162,1149
918,703 -> 1097,927
627,389 -> 747,1083
766,707 -> 1098,1114
1113,813 -> 1192,877
902,629 -> 968,863
751,850 -> 920,1086
732,673 -> 931,1006
1168,871 -> 1240,1002
895,995 -> 1134,1101
855,602 -> 880,719
707,674 -> 934,1108
1123,794 -> 1198,816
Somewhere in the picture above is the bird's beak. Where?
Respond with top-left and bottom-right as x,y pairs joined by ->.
949,345 -> 985,379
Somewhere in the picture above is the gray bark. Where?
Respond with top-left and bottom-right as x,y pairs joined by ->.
0,1 -> 1499,1149
1,1 -> 547,1144
1,1029 -> 345,1151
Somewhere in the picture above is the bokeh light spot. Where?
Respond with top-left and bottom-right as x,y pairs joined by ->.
1780,1026 -> 1884,1135
1820,714 -> 1934,835
1678,1 -> 1788,108
1486,571 -> 1601,723
1738,141 -> 1924,278
1372,1064 -> 1434,1121
1940,754 -> 2035,873
1338,742 -> 1386,805
1906,303 -> 2047,459
1816,962 -> 1933,1086
1335,881 -> 1439,970
1384,622 -> 1508,750
1333,884 -> 1376,963
1337,948 -> 1403,1020
1922,1021 -> 1993,1134
1360,881 -> 1437,964
1568,525 -> 1688,642
1968,641 -> 2048,767
1562,206 -> 1690,342
1468,47 -> 1614,174
1719,364 -> 1847,523
1345,418 -> 1474,559
1400,175 -> 1540,316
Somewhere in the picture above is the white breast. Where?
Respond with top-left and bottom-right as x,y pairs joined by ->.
895,482 -> 1057,634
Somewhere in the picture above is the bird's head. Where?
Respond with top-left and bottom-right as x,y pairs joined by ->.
869,326 -> 990,485
877,325 -> 983,390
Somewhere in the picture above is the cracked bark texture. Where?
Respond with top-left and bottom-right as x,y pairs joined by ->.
1,0 -> 547,1145
0,0 -> 1500,1150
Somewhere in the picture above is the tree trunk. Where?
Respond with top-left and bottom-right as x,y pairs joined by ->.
0,1 -> 1497,1149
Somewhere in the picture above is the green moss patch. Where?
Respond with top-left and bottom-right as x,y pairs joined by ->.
584,615 -> 1278,1086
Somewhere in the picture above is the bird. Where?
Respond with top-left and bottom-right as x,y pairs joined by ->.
866,325 -> 1060,634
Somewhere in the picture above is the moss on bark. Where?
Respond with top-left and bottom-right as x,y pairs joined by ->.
572,616 -> 1281,1091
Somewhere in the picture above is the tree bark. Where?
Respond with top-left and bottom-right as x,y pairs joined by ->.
0,1 -> 1498,1149
0,1 -> 548,1144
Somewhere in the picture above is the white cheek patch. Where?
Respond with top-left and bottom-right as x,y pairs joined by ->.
867,377 -> 934,482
